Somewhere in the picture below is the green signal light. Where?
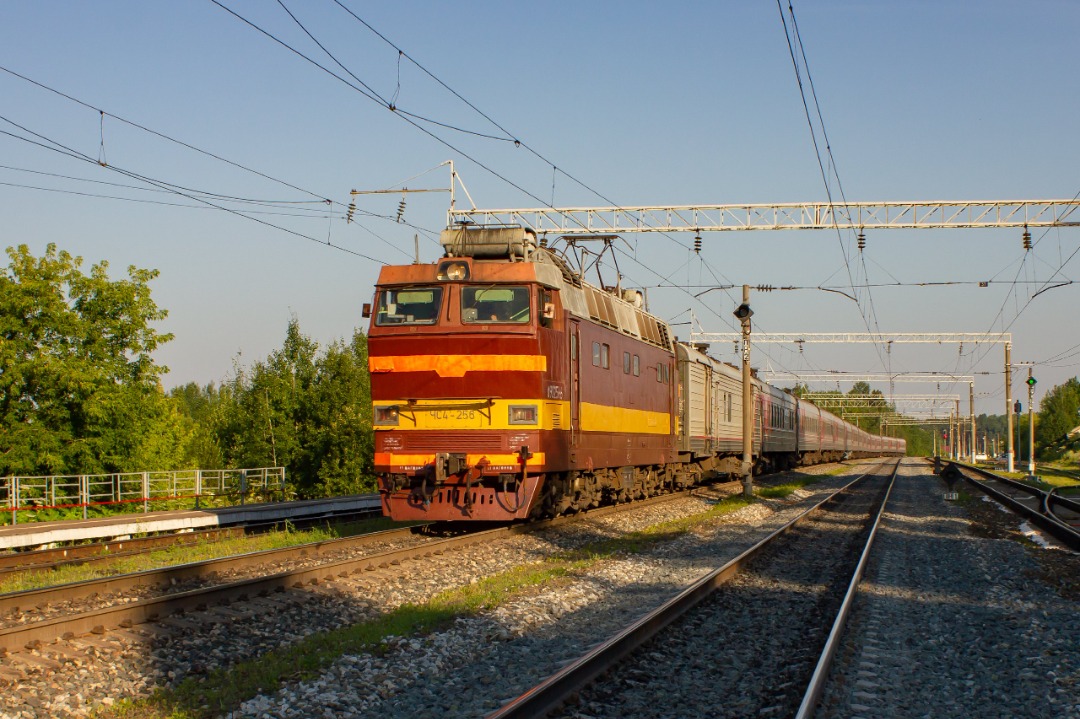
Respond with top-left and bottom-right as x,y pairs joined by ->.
1026,376 -> 1037,386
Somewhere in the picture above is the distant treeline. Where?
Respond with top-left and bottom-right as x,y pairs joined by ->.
4,244 -> 1076,496
1,243 -> 375,497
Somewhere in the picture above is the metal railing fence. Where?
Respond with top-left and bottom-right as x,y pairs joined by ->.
0,467 -> 287,524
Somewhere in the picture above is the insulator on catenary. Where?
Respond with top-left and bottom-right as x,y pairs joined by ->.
396,198 -> 407,223
756,284 -> 774,292
1022,226 -> 1032,250
694,234 -> 702,254
346,201 -> 356,224
539,235 -> 548,248
857,231 -> 866,251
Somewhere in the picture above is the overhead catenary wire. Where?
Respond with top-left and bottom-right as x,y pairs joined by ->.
0,116 -> 388,263
217,0 -> 807,371
0,65 -> 434,260
776,0 -> 888,371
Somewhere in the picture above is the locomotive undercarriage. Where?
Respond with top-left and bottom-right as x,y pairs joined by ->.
533,464 -> 678,518
382,447 -> 878,522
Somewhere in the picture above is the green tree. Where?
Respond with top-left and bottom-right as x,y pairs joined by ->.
169,382 -> 226,469
0,244 -> 176,476
1036,377 -> 1080,459
208,320 -> 374,497
305,331 -> 374,496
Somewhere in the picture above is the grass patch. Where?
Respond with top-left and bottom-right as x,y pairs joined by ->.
1028,467 -> 1080,490
98,492 -> 760,719
757,476 -> 820,499
0,519 -> 414,594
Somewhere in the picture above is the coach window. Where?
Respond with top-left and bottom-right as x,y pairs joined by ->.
601,343 -> 610,369
375,287 -> 442,326
623,352 -> 631,374
592,342 -> 601,367
633,354 -> 640,376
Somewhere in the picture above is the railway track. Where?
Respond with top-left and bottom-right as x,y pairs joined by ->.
938,459 -> 1080,549
0,477 -> 746,661
0,459 -> 912,716
0,507 -> 387,583
488,459 -> 899,719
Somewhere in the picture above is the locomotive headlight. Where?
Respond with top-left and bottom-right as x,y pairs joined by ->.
438,261 -> 470,281
375,406 -> 400,425
508,405 -> 538,425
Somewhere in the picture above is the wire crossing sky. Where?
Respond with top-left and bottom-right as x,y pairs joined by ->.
1,1 -> 1078,415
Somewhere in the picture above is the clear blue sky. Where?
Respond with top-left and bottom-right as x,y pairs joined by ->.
2,1 -> 1078,417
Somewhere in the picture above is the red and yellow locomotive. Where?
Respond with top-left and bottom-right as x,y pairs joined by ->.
368,225 -> 679,521
367,225 -> 904,522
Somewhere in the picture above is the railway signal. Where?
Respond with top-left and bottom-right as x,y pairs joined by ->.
735,286 -> 754,498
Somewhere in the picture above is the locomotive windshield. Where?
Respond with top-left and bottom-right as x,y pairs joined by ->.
461,285 -> 530,324
375,287 -> 442,325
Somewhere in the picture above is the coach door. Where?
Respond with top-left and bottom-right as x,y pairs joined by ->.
569,320 -> 581,447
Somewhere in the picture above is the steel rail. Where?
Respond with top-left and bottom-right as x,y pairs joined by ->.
0,462 -> 862,656
1044,487 -> 1080,529
940,460 -> 1080,550
794,459 -> 900,719
0,462 -> 824,614
485,459 -> 895,719
0,524 -> 430,617
0,481 -> 723,655
0,507 -> 383,577
0,527 -> 246,574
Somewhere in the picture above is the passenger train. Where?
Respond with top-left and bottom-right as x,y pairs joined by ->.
366,225 -> 905,522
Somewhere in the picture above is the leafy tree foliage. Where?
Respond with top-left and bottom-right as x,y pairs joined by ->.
168,381 -> 226,470
172,320 -> 375,497
0,244 -> 179,476
1036,377 -> 1080,459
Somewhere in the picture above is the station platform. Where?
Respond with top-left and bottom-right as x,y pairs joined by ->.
0,494 -> 381,551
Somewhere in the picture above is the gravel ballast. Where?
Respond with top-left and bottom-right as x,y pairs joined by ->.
815,460 -> 1080,719
10,459 -> 1073,719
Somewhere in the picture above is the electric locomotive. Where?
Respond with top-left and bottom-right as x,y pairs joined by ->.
366,225 -> 905,522
367,225 -> 678,521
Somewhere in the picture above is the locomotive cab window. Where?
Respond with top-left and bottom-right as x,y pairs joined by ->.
375,287 -> 442,326
461,286 -> 531,323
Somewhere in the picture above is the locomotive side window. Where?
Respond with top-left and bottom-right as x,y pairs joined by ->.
375,287 -> 442,326
461,285 -> 531,323
623,352 -> 631,374
633,354 -> 640,376
601,344 -> 610,369
592,342 -> 601,366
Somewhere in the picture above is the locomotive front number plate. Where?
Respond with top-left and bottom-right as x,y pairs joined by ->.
428,409 -> 478,421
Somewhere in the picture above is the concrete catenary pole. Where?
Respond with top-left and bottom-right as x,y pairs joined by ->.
1005,342 -> 1014,472
969,382 -> 976,462
954,399 -> 961,461
1028,366 -> 1036,475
